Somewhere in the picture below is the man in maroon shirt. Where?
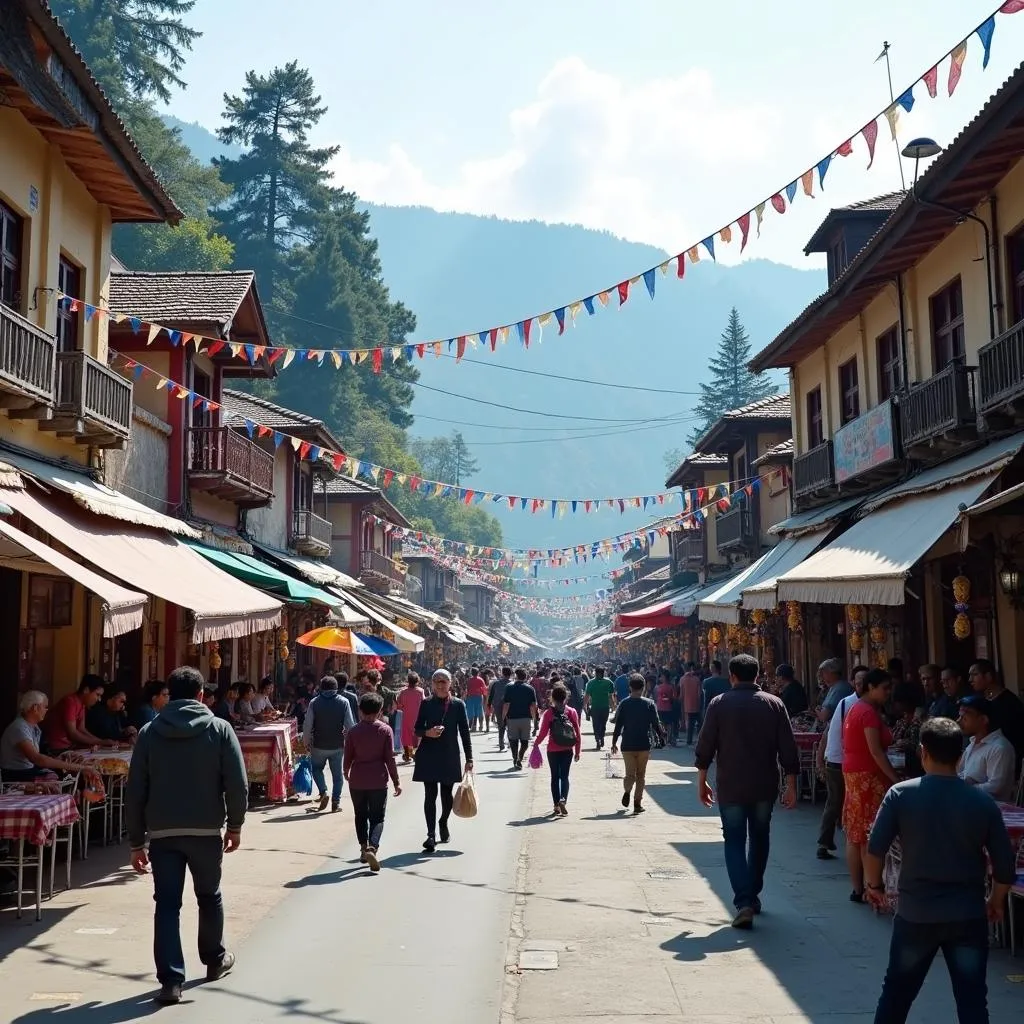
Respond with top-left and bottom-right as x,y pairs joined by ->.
344,691 -> 402,872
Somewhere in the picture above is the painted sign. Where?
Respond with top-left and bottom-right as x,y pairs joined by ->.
833,399 -> 897,484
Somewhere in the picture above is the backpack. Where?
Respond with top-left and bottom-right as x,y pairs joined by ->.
549,709 -> 576,747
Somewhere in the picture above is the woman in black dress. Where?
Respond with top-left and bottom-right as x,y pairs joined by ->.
413,669 -> 473,852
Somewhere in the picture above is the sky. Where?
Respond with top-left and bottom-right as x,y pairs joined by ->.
164,0 -> 1024,270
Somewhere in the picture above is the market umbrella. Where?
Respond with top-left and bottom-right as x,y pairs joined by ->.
296,626 -> 400,657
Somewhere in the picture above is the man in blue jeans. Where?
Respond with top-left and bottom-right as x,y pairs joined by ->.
694,653 -> 799,929
126,666 -> 248,1005
302,675 -> 355,812
864,716 -> 1014,1023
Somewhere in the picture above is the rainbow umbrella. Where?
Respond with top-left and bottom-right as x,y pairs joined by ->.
296,626 -> 399,657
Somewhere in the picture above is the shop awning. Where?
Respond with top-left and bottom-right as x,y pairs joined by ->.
334,590 -> 425,653
740,531 -> 836,611
452,617 -> 499,647
253,544 -> 362,589
670,578 -> 724,618
769,495 -> 863,538
776,473 -> 999,606
498,629 -> 529,650
186,543 -> 346,610
0,516 -> 145,637
615,585 -> 694,631
0,448 -> 200,538
698,554 -> 783,625
1,486 -> 281,642
443,626 -> 470,645
503,624 -> 539,648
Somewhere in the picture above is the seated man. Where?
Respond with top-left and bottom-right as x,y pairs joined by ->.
86,686 -> 137,744
41,674 -> 113,753
133,679 -> 170,731
213,682 -> 241,725
2,691 -> 104,784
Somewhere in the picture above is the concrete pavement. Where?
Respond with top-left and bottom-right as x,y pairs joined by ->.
503,728 -> 1024,1024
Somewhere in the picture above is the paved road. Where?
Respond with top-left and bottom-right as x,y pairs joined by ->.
167,737 -> 530,1024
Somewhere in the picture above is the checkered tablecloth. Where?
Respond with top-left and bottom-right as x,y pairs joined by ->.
793,731 -> 821,752
0,793 -> 79,846
998,803 -> 1024,844
62,749 -> 133,777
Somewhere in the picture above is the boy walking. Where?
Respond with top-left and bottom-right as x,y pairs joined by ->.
344,692 -> 402,873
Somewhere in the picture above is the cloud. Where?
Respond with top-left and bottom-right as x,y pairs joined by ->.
329,57 -> 785,257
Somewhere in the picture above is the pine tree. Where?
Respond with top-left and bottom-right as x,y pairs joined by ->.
686,308 -> 776,446
215,62 -> 338,304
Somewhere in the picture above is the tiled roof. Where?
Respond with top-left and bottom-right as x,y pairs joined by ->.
316,474 -> 412,527
844,191 -> 907,213
752,438 -> 794,466
221,390 -> 346,455
320,476 -> 379,496
721,394 -> 791,420
684,453 -> 730,466
109,272 -> 256,325
752,62 -> 1024,372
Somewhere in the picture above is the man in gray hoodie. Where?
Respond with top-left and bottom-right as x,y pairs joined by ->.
126,665 -> 248,1005
303,674 -> 355,813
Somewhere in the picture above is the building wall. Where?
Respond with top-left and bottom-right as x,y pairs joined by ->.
703,468 -> 730,568
104,407 -> 171,511
325,500 -> 357,576
247,447 -> 290,549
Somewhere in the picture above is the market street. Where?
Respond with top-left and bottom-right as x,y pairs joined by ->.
2,723 -> 1021,1023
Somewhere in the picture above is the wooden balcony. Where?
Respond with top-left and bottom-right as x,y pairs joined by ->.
427,582 -> 463,612
716,505 -> 753,551
292,508 -> 332,556
187,427 -> 274,507
978,317 -> 1024,425
899,362 -> 978,457
0,304 -> 56,417
793,440 -> 835,503
360,548 -> 408,593
673,530 -> 704,570
41,350 -> 132,448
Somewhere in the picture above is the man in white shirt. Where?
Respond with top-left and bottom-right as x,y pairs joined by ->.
957,695 -> 1016,802
816,666 -> 867,861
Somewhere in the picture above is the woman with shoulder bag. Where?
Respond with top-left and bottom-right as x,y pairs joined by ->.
531,682 -> 582,816
413,669 -> 473,852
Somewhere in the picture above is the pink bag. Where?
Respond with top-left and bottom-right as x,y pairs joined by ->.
528,744 -> 543,770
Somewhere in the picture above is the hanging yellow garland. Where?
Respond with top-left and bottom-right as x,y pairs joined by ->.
786,601 -> 803,633
952,575 -> 971,640
708,625 -> 722,647
209,642 -> 222,672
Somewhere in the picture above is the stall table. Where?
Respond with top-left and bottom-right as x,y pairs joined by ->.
63,748 -> 134,845
793,731 -> 821,753
998,803 -> 1024,844
0,793 -> 80,920
236,720 -> 297,801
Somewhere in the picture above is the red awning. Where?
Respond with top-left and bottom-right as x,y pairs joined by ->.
614,589 -> 692,631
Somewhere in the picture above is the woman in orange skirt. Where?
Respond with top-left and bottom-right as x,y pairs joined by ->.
841,668 -> 900,903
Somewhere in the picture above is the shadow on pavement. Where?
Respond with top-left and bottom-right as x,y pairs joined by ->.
506,815 -> 560,827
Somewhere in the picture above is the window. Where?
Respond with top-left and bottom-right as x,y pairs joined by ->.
806,387 -> 824,449
191,367 -> 212,428
827,235 -> 847,284
839,358 -> 860,424
56,257 -> 81,351
877,326 -> 902,401
930,278 -> 965,370
1008,227 -> 1024,325
0,199 -> 23,310
293,463 -> 312,512
735,452 -> 747,502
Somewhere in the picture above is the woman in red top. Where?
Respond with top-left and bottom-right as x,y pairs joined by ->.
841,668 -> 899,902
532,682 -> 582,817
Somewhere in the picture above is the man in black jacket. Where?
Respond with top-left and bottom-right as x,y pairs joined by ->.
611,673 -> 664,814
126,665 -> 248,1005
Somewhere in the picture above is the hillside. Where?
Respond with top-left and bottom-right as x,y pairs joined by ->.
159,117 -> 825,552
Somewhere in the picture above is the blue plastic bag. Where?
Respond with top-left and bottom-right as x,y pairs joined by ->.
292,755 -> 313,797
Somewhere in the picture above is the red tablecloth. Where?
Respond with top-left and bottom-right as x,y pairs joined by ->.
998,803 -> 1024,844
793,731 -> 821,752
0,793 -> 79,846
236,720 -> 297,801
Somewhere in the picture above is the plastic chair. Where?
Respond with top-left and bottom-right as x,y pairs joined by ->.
1009,837 -> 1024,956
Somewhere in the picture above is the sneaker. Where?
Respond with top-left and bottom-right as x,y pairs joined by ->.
206,951 -> 235,982
423,836 -> 436,853
731,907 -> 755,930
621,791 -> 630,808
365,847 -> 381,873
331,802 -> 340,813
316,794 -> 329,813
550,806 -> 561,817
359,847 -> 368,864
439,823 -> 450,844
633,804 -> 645,814
557,801 -> 567,816
156,983 -> 182,1005
816,847 -> 836,860
752,898 -> 762,915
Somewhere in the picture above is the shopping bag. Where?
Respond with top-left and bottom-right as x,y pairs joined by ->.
528,744 -> 543,770
452,768 -> 478,818
604,751 -> 623,779
292,755 -> 313,797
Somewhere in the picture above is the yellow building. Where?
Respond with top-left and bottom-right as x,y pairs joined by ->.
750,63 -> 1024,693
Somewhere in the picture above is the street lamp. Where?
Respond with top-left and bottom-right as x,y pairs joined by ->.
900,137 -> 943,188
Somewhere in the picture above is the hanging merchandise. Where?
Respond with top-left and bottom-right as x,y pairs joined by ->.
52,5 -> 1022,372
952,575 -> 972,639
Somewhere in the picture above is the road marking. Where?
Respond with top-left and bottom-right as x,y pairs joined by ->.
518,950 -> 558,970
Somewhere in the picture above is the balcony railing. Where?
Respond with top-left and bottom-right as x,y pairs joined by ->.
428,582 -> 462,610
292,508 -> 332,556
51,350 -> 132,447
360,548 -> 408,588
899,362 -> 977,452
673,530 -> 704,567
716,505 -> 753,550
978,317 -> 1024,417
187,427 -> 275,506
793,440 -> 835,499
0,304 -> 55,407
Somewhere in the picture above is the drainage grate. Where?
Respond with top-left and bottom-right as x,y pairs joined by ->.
518,950 -> 559,970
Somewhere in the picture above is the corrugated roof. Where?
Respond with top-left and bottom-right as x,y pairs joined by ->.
752,62 -> 1024,372
109,271 -> 256,326
752,438 -> 794,466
